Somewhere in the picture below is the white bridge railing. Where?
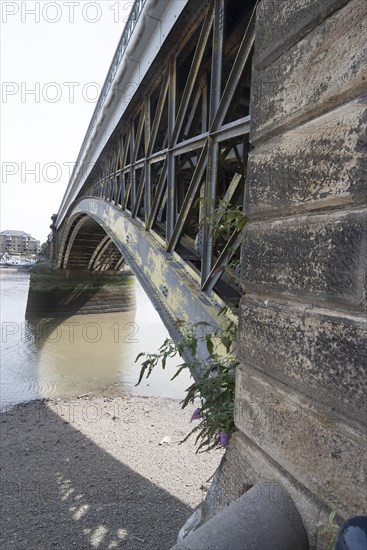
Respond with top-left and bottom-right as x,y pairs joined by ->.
61,0 -> 147,209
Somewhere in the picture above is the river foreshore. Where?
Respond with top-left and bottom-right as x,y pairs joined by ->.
0,392 -> 223,549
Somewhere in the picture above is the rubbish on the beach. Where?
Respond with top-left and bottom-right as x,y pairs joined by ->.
159,436 -> 171,445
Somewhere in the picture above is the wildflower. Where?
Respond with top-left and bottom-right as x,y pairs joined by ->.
191,408 -> 202,421
220,431 -> 229,448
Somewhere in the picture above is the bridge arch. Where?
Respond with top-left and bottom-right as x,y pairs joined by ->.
57,197 -> 230,351
59,215 -> 125,272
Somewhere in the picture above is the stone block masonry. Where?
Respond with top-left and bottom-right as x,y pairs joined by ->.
201,1 -> 367,548
242,210 -> 366,310
235,364 -> 366,515
251,0 -> 367,144
246,96 -> 367,217
238,297 -> 367,426
25,267 -> 136,318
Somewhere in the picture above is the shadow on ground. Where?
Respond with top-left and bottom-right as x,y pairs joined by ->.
0,401 -> 192,550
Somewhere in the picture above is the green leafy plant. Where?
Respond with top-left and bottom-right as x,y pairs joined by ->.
135,310 -> 238,452
198,197 -> 250,289
204,198 -> 249,240
136,199 -> 248,451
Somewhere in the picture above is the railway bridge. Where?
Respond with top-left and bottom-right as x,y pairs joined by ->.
42,0 -> 366,547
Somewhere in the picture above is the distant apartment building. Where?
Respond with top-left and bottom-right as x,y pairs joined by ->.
0,230 -> 40,256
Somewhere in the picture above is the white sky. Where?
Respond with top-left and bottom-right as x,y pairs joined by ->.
1,0 -> 134,242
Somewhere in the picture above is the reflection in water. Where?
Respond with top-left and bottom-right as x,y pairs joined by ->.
0,269 -> 192,408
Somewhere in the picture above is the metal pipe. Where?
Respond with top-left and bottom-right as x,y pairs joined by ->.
171,481 -> 308,550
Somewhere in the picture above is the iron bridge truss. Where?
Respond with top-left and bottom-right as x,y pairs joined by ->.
83,0 -> 256,307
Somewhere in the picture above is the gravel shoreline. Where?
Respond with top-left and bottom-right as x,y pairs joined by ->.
0,392 -> 223,549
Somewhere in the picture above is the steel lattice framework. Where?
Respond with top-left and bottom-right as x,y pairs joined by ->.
65,0 -> 256,307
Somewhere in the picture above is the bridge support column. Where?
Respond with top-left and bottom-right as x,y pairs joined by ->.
184,1 -> 367,548
49,214 -> 58,269
25,267 -> 135,318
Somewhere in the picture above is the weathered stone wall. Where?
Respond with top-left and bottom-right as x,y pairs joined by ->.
26,266 -> 136,318
205,1 -> 367,548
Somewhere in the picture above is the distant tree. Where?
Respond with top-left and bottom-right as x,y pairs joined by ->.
39,242 -> 48,258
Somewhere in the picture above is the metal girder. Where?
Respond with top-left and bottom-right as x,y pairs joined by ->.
61,216 -> 88,268
69,0 -> 257,307
87,234 -> 111,270
200,0 -> 224,285
147,67 -> 170,156
146,158 -> 168,229
167,142 -> 208,252
210,4 -> 257,132
64,197 -> 228,363
169,3 -> 214,148
167,59 -> 176,240
202,230 -> 243,292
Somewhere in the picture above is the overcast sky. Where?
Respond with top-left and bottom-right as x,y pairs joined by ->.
1,1 -> 133,242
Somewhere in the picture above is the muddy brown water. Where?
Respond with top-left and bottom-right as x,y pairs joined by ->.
0,269 -> 192,410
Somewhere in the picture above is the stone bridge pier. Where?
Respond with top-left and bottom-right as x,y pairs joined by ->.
26,215 -> 136,318
195,1 -> 367,548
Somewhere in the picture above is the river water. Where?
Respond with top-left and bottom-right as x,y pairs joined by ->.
0,269 -> 192,410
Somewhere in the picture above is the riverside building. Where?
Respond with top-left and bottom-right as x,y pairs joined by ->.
0,230 -> 40,257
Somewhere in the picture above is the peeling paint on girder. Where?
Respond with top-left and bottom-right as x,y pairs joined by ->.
59,198 -> 230,361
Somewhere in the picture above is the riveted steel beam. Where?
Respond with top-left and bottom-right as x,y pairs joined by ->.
167,142 -> 208,253
167,59 -> 177,241
211,5 -> 256,132
169,2 -> 214,147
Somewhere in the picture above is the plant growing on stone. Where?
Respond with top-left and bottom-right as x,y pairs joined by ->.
135,310 -> 238,452
136,200 -> 247,451
199,197 -> 250,289
203,198 -> 249,240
